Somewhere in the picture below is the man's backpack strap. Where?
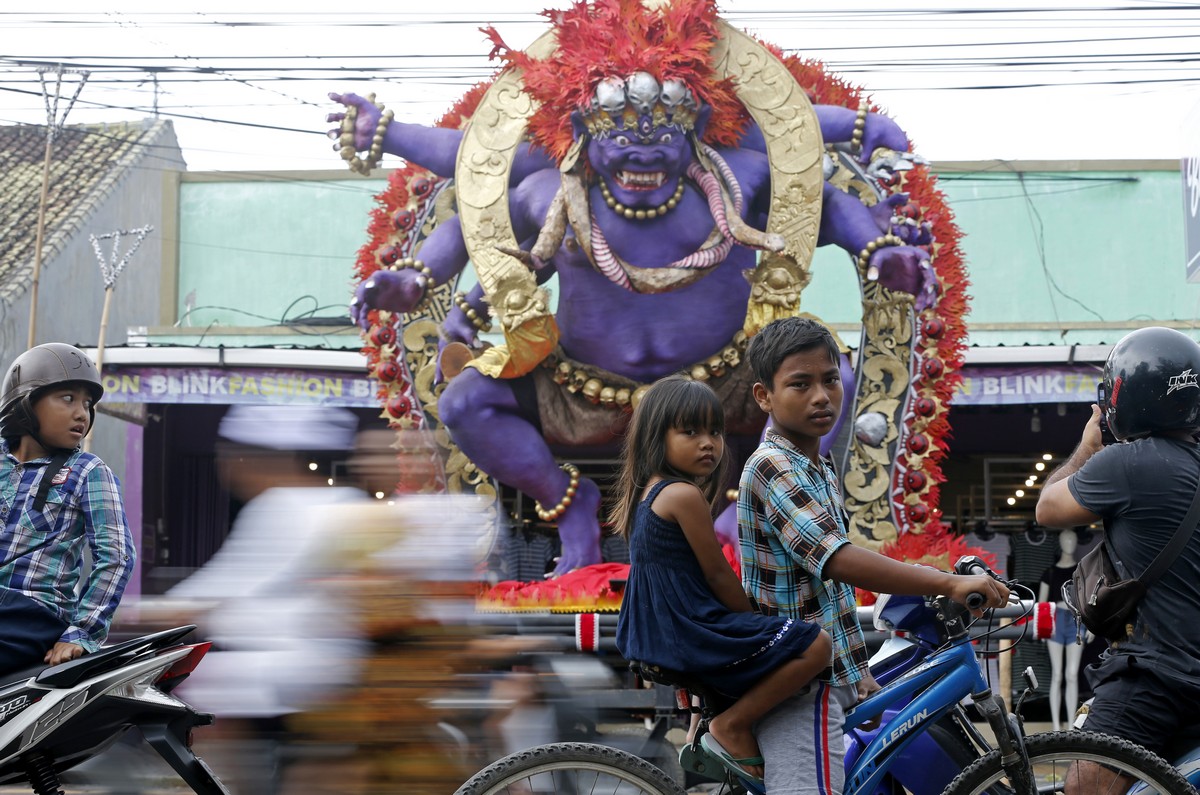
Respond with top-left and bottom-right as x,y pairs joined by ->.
1138,474 -> 1200,585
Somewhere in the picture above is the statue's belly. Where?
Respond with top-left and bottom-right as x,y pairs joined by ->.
555,267 -> 751,382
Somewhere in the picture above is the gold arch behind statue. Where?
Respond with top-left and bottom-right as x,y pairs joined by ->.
454,5 -> 824,378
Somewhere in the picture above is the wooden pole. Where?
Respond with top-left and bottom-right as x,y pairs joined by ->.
82,287 -> 114,453
95,286 -> 113,373
28,65 -> 89,348
26,135 -> 55,349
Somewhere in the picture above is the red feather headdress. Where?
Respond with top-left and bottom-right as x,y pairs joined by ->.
484,0 -> 746,164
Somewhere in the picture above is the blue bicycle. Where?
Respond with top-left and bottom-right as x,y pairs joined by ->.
455,558 -> 1194,794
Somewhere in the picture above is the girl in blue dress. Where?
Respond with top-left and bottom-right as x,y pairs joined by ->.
613,375 -> 831,781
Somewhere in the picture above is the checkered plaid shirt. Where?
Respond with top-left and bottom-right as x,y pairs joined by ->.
0,444 -> 135,651
738,429 -> 869,687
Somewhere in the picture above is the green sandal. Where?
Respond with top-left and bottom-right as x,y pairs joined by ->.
700,733 -> 765,785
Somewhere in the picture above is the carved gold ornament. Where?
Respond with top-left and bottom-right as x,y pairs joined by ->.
710,21 -> 824,337
455,30 -> 560,379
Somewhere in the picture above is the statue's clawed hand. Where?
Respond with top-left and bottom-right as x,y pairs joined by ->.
868,245 -> 940,314
349,269 -> 430,330
326,92 -> 383,153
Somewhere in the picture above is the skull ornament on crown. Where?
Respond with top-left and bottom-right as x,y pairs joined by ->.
585,73 -> 699,140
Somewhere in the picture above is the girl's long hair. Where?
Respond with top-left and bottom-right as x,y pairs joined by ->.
607,375 -> 729,539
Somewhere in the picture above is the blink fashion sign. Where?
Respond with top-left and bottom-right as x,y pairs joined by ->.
97,366 -> 379,407
954,365 -> 1101,406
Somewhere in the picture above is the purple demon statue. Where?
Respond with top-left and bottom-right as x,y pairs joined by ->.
328,0 -> 968,576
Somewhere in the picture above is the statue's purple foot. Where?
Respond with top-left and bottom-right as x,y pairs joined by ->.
714,500 -> 738,548
551,476 -> 603,577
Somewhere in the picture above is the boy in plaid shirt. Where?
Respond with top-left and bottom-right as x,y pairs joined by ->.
0,344 -> 134,674
737,317 -> 1007,794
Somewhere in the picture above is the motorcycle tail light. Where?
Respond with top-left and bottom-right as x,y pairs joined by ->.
157,642 -> 212,683
109,667 -> 187,708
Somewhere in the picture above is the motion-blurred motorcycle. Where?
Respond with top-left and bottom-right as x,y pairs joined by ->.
0,625 -> 228,795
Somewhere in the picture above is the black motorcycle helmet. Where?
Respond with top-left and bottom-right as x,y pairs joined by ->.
1099,326 -> 1200,441
0,343 -> 104,447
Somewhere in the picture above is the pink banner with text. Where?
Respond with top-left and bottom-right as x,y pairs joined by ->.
99,366 -> 377,407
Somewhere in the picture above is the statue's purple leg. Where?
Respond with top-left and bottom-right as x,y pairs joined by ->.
439,369 -> 602,575
713,503 -> 738,548
819,352 -> 857,458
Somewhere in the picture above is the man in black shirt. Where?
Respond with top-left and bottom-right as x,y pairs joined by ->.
1037,326 -> 1200,793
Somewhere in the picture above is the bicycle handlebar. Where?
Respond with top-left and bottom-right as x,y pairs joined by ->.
954,555 -> 1006,612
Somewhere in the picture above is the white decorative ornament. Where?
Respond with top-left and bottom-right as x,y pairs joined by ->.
89,226 -> 153,289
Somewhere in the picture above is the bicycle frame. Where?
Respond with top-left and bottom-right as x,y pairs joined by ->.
842,639 -> 989,794
713,593 -> 1032,795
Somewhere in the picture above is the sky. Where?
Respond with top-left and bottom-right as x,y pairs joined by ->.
1,2 -> 1199,173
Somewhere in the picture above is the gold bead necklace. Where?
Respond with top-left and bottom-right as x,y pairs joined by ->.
598,179 -> 685,221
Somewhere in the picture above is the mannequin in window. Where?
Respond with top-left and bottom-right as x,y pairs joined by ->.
1038,527 -> 1083,730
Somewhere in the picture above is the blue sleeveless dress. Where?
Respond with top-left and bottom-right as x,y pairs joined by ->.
615,479 -> 821,698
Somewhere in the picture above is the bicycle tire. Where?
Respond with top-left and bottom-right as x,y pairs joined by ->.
454,741 -> 687,795
940,729 -> 1197,795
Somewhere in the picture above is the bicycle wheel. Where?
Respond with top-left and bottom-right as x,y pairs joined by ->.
941,729 -> 1196,795
454,741 -> 686,795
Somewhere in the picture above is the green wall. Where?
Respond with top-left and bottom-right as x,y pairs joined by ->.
177,176 -> 384,346
176,164 -> 1191,351
794,166 -> 1192,347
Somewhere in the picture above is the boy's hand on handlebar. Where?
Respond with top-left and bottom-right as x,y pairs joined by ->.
947,574 -> 1010,616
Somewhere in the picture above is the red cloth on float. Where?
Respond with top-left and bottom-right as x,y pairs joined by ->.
477,544 -> 740,613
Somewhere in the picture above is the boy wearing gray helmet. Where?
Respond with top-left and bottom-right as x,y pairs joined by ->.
0,343 -> 134,674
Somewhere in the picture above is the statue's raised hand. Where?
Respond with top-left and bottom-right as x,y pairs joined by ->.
867,245 -> 940,314
349,269 -> 430,329
859,112 -> 911,166
326,92 -> 382,154
869,193 -> 934,248
434,306 -> 484,384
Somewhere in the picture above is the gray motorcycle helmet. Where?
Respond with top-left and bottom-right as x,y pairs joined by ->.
0,343 -> 104,441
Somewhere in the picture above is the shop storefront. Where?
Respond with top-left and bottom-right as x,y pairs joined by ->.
88,348 -> 385,594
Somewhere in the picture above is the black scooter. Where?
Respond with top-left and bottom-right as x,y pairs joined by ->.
0,625 -> 229,795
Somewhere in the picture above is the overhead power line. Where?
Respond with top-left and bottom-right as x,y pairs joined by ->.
1,4 -> 1197,168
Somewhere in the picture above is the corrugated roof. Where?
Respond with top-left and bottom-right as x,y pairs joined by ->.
0,119 -> 176,303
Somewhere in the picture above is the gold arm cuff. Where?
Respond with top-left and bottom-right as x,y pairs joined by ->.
463,315 -> 560,379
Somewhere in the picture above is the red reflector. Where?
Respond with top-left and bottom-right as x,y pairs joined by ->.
159,642 -> 212,681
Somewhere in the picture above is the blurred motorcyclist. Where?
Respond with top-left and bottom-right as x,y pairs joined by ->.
164,404 -> 366,794
282,427 -> 497,794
